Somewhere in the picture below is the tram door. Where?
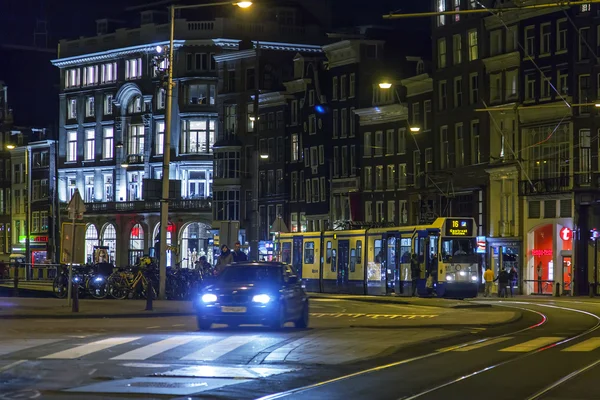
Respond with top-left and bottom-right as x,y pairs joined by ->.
562,256 -> 572,295
337,240 -> 350,290
384,234 -> 399,294
292,237 -> 303,279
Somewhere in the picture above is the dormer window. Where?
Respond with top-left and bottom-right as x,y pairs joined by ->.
96,19 -> 108,35
127,95 -> 142,114
416,60 -> 425,75
294,57 -> 304,79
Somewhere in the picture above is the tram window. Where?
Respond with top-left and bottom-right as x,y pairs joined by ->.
282,242 -> 292,264
304,241 -> 315,264
429,236 -> 439,259
332,249 -> 337,271
374,239 -> 383,263
441,238 -> 476,262
387,237 -> 396,266
326,241 -> 332,263
400,238 -> 411,262
418,238 -> 425,262
350,248 -> 356,272
357,240 -> 363,264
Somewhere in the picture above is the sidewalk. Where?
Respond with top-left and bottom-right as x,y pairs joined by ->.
0,297 -> 195,319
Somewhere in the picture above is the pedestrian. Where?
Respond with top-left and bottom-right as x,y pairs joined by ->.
215,244 -> 233,275
509,266 -> 518,297
537,262 -> 543,294
425,273 -> 434,297
232,241 -> 248,262
495,268 -> 510,298
410,253 -> 421,297
483,267 -> 494,297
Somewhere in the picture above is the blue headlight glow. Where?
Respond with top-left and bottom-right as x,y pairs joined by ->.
201,293 -> 218,303
94,277 -> 103,282
252,294 -> 271,304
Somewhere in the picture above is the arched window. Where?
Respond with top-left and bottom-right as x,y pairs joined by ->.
129,223 -> 145,265
152,223 -> 173,267
180,222 -> 212,268
85,224 -> 99,264
101,224 -> 117,263
416,60 -> 425,75
127,95 -> 142,114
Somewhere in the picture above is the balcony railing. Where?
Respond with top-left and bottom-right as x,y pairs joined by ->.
123,154 -> 145,165
518,176 -> 571,196
61,198 -> 211,214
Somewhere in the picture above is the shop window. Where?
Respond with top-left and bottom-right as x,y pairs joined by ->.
529,200 -> 541,218
304,241 -> 315,264
544,200 -> 556,218
357,240 -> 362,264
560,199 -> 572,217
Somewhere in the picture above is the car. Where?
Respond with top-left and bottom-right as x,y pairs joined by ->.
194,262 -> 309,330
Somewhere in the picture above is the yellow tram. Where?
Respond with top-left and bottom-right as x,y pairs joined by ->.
279,217 -> 480,298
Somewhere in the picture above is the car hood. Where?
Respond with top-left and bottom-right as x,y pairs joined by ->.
203,282 -> 279,295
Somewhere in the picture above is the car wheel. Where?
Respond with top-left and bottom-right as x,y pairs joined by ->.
270,303 -> 286,330
295,300 -> 309,329
196,315 -> 212,330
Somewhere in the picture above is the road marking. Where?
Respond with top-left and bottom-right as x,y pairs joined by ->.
309,313 -> 437,319
562,337 -> 600,352
88,369 -> 97,376
172,324 -> 185,327
452,337 -> 513,352
0,360 -> 26,373
40,337 -> 141,359
500,337 -> 563,352
264,337 -> 314,363
0,339 -> 63,356
181,336 -> 256,361
111,336 -> 196,360
146,326 -> 160,329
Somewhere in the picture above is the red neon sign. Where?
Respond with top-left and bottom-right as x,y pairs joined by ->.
532,249 -> 552,256
560,227 -> 572,242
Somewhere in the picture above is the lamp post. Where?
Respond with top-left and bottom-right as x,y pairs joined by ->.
158,1 -> 252,299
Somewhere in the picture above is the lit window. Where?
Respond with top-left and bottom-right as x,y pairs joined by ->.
83,65 -> 98,86
101,62 -> 117,84
125,58 -> 142,80
103,127 -> 113,159
85,129 -> 95,160
181,119 -> 216,154
155,121 -> 165,155
67,131 -> 77,162
468,29 -> 478,61
104,94 -> 113,115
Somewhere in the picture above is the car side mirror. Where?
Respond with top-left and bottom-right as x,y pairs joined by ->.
287,275 -> 298,285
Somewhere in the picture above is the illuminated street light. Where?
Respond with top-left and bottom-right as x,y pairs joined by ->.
5,144 -> 15,150
156,45 -> 163,54
260,154 -> 269,159
379,82 -> 392,89
410,126 -> 421,133
236,1 -> 252,8
595,102 -> 600,108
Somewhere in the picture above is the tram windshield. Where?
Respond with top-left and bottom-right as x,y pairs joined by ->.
441,237 -> 477,263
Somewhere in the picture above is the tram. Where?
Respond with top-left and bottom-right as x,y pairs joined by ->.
279,217 -> 480,299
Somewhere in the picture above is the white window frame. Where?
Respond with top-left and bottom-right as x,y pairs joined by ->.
84,129 -> 95,161
333,109 -> 338,138
438,38 -> 447,69
557,18 -> 567,53
104,94 -> 113,115
102,126 -> 114,159
125,58 -> 142,80
453,34 -> 462,64
468,29 -> 478,61
364,131 -> 372,157
67,131 -> 77,162
540,22 -> 551,56
454,77 -> 463,107
155,121 -> 165,155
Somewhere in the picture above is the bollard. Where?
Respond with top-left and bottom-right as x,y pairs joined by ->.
72,282 -> 79,312
591,283 -> 595,298
555,282 -> 561,297
13,272 -> 18,297
145,280 -> 153,311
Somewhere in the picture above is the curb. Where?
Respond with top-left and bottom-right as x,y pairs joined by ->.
0,311 -> 195,320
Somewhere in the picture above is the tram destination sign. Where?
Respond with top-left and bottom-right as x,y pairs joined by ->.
445,219 -> 473,237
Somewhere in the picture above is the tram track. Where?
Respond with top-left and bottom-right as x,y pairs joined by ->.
256,303 -> 551,400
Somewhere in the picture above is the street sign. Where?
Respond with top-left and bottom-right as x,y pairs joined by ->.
60,222 -> 86,264
67,189 -> 86,220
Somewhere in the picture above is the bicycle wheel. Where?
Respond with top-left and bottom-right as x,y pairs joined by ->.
108,276 -> 129,300
142,279 -> 157,300
52,275 -> 68,299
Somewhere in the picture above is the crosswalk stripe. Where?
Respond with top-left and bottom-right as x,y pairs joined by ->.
0,339 -> 63,356
265,337 -> 313,362
562,337 -> 600,352
180,336 -> 256,361
499,337 -> 563,352
111,336 -> 197,360
40,337 -> 141,359
453,337 -> 514,352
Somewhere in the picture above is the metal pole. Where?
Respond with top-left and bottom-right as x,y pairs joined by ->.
159,4 -> 175,300
25,146 -> 31,280
595,239 -> 598,295
251,41 -> 260,261
67,213 -> 76,306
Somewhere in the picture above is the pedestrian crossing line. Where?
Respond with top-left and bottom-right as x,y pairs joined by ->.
111,336 -> 197,360
265,337 -> 313,362
181,336 -> 256,361
499,337 -> 563,353
0,339 -> 63,357
562,337 -> 600,352
452,337 -> 514,352
40,337 -> 141,360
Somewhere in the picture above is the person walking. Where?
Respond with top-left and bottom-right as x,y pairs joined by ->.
495,268 -> 510,298
232,241 -> 248,262
508,266 -> 518,297
483,267 -> 494,297
410,254 -> 421,297
215,244 -> 233,275
537,262 -> 543,294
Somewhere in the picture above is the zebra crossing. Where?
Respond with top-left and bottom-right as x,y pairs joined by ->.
439,336 -> 600,353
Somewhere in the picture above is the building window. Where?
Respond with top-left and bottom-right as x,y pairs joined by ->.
388,200 -> 396,223
127,171 -> 144,201
67,131 -> 77,162
441,126 -> 449,169
129,223 -> 145,265
319,145 -> 324,165
453,0 -> 460,21
365,201 -> 373,222
349,73 -> 356,98
375,165 -> 384,190
333,146 -> 339,176
341,146 -> 348,176
320,177 -> 326,202
374,131 -> 383,156
579,74 -> 591,113
506,25 -> 518,52
414,150 -> 421,188
291,100 -> 298,125
181,119 -> 215,154
305,180 -> 311,204
86,96 -> 95,117
125,58 -> 142,80
375,201 -> 384,222
309,114 -> 316,134
468,29 -> 478,60
127,96 -> 142,114
214,151 -> 240,179
364,131 -> 372,157
455,124 -> 464,167
332,76 -> 338,100
157,88 -> 166,110
490,29 -> 502,56
83,65 -> 98,86
525,26 -> 535,56
340,75 -> 347,100
490,73 -> 501,102
364,166 -> 372,190
424,100 -> 431,131
85,129 -> 95,161
438,38 -> 447,69
398,164 -> 407,189
224,104 -> 237,136
154,121 -> 165,155
439,80 -> 447,110
387,165 -> 395,190
579,129 -> 592,182
472,120 -> 480,164
311,178 -> 319,202
580,27 -> 590,60
437,0 -> 446,26
525,74 -> 536,101
350,145 -> 356,176
386,129 -> 394,155
104,94 -> 113,115
341,108 -> 347,138
540,23 -> 551,55
85,175 -> 95,202
558,70 -> 569,95
128,125 -> 144,155
332,109 -> 338,138
186,83 -> 216,105
557,19 -> 567,52
349,107 -> 355,137
470,73 -> 479,104
425,148 -> 433,174
454,77 -> 463,107
65,68 -> 80,88
102,127 -> 113,159
453,34 -> 462,64
398,128 -> 406,155
541,76 -> 552,99
506,69 -> 518,99
68,98 -> 77,119
291,134 -> 299,161
101,62 -> 117,84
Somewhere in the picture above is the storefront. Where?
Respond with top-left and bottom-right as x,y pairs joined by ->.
525,222 -> 573,295
486,237 -> 521,289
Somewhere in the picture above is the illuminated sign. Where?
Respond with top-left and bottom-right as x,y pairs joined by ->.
532,249 -> 552,256
560,227 -> 572,242
18,235 -> 48,243
445,219 -> 473,237
476,236 -> 486,254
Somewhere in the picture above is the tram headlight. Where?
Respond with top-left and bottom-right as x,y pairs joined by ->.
459,271 -> 466,277
471,276 -> 478,282
446,275 -> 453,281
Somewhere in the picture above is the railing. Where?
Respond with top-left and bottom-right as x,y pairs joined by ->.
123,154 -> 144,165
518,176 -> 571,196
62,198 -> 212,214
573,172 -> 600,188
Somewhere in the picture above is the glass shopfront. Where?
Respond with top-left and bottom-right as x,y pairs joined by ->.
488,239 -> 521,293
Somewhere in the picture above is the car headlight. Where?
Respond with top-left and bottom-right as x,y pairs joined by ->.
252,294 -> 271,304
201,293 -> 217,303
94,277 -> 103,282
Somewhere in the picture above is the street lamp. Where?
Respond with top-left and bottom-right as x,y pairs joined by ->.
378,81 -> 421,133
158,1 -> 252,300
378,82 -> 392,89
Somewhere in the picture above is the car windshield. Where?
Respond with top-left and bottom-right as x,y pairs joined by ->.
220,266 -> 282,283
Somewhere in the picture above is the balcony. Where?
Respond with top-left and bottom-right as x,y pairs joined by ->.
61,198 -> 212,214
518,176 -> 571,196
122,154 -> 145,166
574,172 -> 600,189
